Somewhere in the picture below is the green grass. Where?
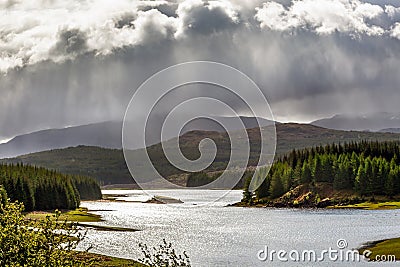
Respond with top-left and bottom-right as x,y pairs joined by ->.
25,208 -> 144,265
331,201 -> 400,210
26,208 -> 142,232
75,252 -> 145,266
359,238 -> 400,261
25,207 -> 102,222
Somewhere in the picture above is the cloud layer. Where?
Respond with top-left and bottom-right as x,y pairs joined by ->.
255,0 -> 385,35
0,0 -> 242,72
0,0 -> 400,139
2,0 -> 400,73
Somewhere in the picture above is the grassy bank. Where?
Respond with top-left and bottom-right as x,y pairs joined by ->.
26,208 -> 141,232
359,238 -> 400,261
25,207 -> 102,222
26,209 -> 143,265
330,201 -> 400,210
74,252 -> 145,266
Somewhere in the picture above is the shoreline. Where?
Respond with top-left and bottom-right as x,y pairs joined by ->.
231,200 -> 400,210
234,183 -> 400,210
25,207 -> 102,222
26,207 -> 140,232
26,207 -> 144,265
74,252 -> 145,266
359,237 -> 400,261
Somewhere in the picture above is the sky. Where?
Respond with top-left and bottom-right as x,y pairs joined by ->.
0,0 -> 400,140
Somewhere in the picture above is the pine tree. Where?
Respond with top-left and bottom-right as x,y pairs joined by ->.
321,155 -> 334,183
386,169 -> 396,196
301,162 -> 312,184
256,172 -> 271,199
0,186 -> 7,206
356,163 -> 367,195
242,176 -> 253,203
313,155 -> 323,182
293,161 -> 303,187
283,168 -> 293,192
269,172 -> 285,199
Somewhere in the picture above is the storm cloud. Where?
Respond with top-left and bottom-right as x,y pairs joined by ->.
0,0 -> 400,140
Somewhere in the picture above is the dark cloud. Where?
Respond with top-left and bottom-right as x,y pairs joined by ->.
114,13 -> 137,29
139,3 -> 178,17
1,0 -> 18,9
52,28 -> 88,56
176,1 -> 241,35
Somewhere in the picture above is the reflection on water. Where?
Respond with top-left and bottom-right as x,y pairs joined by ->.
80,190 -> 400,267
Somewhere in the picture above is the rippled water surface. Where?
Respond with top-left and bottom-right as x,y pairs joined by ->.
80,190 -> 400,266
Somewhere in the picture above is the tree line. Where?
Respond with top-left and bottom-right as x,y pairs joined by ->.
245,141 -> 400,201
0,163 -> 102,211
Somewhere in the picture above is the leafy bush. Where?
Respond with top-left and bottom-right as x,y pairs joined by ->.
139,239 -> 191,267
0,199 -> 90,267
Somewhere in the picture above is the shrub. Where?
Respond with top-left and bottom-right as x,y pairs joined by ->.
139,239 -> 190,267
0,200 -> 91,267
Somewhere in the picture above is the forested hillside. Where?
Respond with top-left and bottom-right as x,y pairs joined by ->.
243,141 -> 400,206
0,164 -> 102,211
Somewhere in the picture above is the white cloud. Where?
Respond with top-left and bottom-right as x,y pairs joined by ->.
255,2 -> 293,32
85,9 -> 177,55
0,0 -> 175,72
391,22 -> 400,39
385,5 -> 400,20
208,0 -> 240,23
384,5 -> 400,39
255,0 -> 385,36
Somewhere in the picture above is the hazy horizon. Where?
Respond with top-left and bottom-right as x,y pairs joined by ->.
2,110 -> 400,143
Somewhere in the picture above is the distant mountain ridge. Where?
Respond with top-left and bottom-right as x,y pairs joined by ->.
312,112 -> 400,132
0,121 -> 123,159
0,116 -> 275,159
3,123 -> 400,185
379,128 -> 400,133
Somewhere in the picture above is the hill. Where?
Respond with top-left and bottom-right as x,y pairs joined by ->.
272,123 -> 400,154
3,123 -> 400,186
311,112 -> 400,131
0,117 -> 275,159
0,121 -> 123,159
